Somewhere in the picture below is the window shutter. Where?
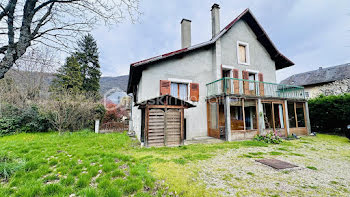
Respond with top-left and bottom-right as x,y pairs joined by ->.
160,80 -> 171,96
258,73 -> 264,96
232,69 -> 239,94
239,45 -> 246,63
190,83 -> 199,102
242,71 -> 249,95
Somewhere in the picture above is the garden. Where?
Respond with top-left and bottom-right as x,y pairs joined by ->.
0,131 -> 349,196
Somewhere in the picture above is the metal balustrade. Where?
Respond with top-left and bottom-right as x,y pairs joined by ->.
206,77 -> 305,99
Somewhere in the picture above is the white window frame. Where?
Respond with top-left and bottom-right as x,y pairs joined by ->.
222,65 -> 234,93
237,41 -> 250,65
246,69 -> 259,92
168,78 -> 192,101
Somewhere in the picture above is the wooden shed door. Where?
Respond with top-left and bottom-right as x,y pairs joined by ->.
165,109 -> 181,146
148,109 -> 165,147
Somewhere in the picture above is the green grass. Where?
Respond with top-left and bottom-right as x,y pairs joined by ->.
0,131 -> 272,196
0,132 -> 349,196
306,166 -> 318,170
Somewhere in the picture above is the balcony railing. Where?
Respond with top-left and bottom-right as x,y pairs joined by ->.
206,77 -> 305,100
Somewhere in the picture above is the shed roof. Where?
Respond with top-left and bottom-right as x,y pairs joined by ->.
280,63 -> 350,86
127,9 -> 294,94
136,95 -> 196,108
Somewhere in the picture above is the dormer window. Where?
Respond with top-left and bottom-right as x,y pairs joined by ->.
237,41 -> 250,65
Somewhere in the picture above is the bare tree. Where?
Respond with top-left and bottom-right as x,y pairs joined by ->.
10,47 -> 58,100
0,0 -> 140,79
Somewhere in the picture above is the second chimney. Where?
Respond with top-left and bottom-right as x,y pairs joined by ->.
211,3 -> 220,38
181,19 -> 191,48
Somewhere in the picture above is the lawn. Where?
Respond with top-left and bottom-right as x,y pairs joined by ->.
0,131 -> 349,196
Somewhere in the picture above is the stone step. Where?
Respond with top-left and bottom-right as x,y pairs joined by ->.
184,136 -> 224,145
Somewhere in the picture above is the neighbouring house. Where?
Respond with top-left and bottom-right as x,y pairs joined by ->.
281,63 -> 350,99
127,4 -> 311,147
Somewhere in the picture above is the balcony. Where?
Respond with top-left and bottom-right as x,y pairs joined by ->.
206,77 -> 305,100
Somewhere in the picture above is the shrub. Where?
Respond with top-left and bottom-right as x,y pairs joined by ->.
41,92 -> 105,132
19,106 -> 50,133
0,118 -> 20,136
308,94 -> 350,134
0,104 -> 50,135
254,131 -> 283,144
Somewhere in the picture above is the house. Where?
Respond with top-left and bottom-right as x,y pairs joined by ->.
127,4 -> 311,147
281,63 -> 350,98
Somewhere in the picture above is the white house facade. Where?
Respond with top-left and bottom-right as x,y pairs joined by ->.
127,4 -> 311,146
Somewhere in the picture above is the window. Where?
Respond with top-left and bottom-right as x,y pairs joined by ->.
248,73 -> 256,91
296,103 -> 305,127
237,41 -> 250,65
273,103 -> 285,129
263,103 -> 273,129
170,82 -> 188,100
288,102 -> 296,128
287,102 -> 306,128
230,99 -> 244,130
244,100 -> 258,130
305,92 -> 309,98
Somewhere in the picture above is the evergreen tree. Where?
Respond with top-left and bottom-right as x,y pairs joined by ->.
75,34 -> 101,95
51,56 -> 83,93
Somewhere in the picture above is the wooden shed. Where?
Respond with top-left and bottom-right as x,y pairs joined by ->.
137,95 -> 195,147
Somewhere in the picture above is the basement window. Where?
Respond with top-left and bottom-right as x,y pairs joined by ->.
237,41 -> 250,65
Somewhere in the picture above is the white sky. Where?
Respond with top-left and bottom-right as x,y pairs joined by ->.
92,0 -> 350,82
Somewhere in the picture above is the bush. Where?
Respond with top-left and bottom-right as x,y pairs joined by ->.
0,104 -> 50,136
0,117 -> 20,136
254,131 -> 283,144
41,92 -> 105,132
308,94 -> 350,134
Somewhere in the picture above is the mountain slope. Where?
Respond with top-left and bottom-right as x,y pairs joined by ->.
99,75 -> 129,95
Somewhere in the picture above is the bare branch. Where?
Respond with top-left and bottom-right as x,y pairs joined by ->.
0,0 -> 141,79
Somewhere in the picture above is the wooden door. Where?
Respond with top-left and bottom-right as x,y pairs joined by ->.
207,100 -> 220,139
165,109 -> 181,146
148,109 -> 165,147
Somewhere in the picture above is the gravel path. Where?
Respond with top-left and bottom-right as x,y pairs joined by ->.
196,137 -> 350,196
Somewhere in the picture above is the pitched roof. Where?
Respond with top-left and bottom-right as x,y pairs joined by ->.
127,9 -> 294,94
280,63 -> 350,86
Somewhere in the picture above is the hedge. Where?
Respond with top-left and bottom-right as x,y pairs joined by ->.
308,93 -> 350,134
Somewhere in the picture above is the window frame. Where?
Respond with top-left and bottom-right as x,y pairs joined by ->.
168,78 -> 192,101
237,41 -> 250,65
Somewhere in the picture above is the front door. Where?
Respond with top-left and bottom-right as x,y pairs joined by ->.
207,99 -> 220,139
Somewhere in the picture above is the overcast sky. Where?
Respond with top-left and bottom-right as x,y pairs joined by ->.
92,0 -> 350,82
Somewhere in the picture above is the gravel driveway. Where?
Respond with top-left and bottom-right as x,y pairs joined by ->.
196,136 -> 350,196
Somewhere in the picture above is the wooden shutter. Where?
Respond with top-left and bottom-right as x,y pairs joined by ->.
160,80 -> 171,96
190,83 -> 199,102
233,69 -> 239,94
242,71 -> 249,95
239,45 -> 246,63
258,73 -> 264,96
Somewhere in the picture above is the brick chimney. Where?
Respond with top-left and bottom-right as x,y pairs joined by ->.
181,19 -> 191,48
211,3 -> 220,38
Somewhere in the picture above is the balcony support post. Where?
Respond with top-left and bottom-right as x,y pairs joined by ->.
224,95 -> 231,141
284,100 -> 290,136
305,102 -> 312,134
257,99 -> 264,135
